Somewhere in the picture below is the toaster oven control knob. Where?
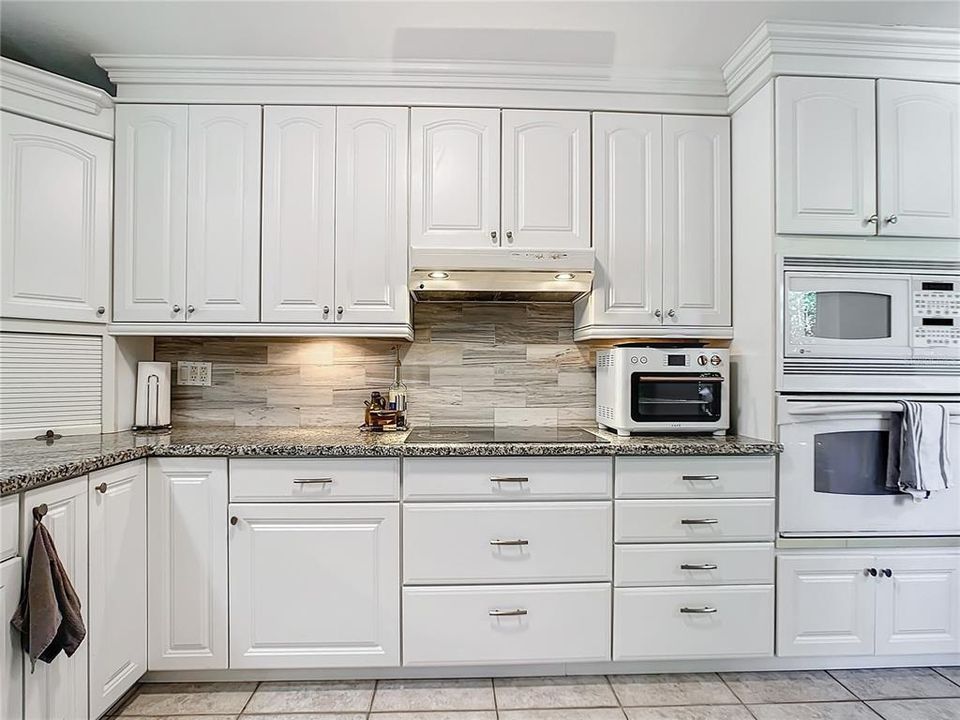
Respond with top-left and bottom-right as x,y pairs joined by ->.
710,354 -> 722,366
630,356 -> 638,364
697,355 -> 708,366
639,356 -> 647,364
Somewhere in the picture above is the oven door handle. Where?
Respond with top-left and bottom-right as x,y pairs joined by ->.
787,402 -> 959,416
633,376 -> 724,383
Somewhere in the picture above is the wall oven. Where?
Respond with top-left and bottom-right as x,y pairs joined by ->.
779,256 -> 960,393
596,347 -> 729,435
778,395 -> 960,537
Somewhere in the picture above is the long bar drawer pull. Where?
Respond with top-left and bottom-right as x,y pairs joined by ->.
680,563 -> 718,570
490,538 -> 529,547
490,476 -> 529,483
680,606 -> 718,614
293,477 -> 334,484
489,608 -> 528,617
681,518 -> 719,525
682,474 -> 719,481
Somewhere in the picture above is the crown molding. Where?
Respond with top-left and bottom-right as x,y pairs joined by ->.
724,20 -> 960,112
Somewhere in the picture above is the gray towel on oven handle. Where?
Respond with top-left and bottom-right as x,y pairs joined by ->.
886,400 -> 952,502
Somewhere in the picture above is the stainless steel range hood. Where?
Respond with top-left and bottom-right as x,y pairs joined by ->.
409,248 -> 594,302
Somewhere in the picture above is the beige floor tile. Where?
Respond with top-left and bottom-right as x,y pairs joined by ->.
831,668 -> 960,700
371,678 -> 495,712
242,715 -> 365,720
498,710 -> 627,720
867,697 -> 960,720
495,676 -> 618,709
747,701 -> 883,719
610,674 -> 739,707
720,671 -> 855,704
369,713 -> 497,720
623,707 -> 753,720
116,683 -> 256,716
244,680 -> 374,714
934,667 -> 960,686
112,716 -> 237,720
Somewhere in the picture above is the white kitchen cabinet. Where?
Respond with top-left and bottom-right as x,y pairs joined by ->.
88,462 -> 146,719
334,107 -> 410,325
878,79 -> 960,238
410,108 -> 501,249
1,112 -> 111,323
1,557 -> 23,720
21,477 -> 88,720
147,458 -> 228,670
1,494 -> 18,562
186,105 -> 262,322
113,105 -> 188,322
261,106 -> 337,322
229,502 -> 400,668
775,76 -> 877,236
501,110 -> 590,249
662,115 -> 731,327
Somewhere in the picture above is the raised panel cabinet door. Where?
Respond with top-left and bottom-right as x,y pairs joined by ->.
334,107 -> 410,325
662,115 -> 731,327
147,458 -> 228,670
1,558 -> 23,720
186,106 -> 262,322
88,461 -> 147,719
776,554 -> 876,658
776,76 -> 877,235
875,552 -> 960,655
229,503 -> 400,668
113,105 -> 188,322
410,107 -> 501,249
502,109 -> 590,249
261,106 -> 336,322
878,80 -> 960,238
21,477 -> 88,720
591,112 -> 663,325
1,112 -> 111,323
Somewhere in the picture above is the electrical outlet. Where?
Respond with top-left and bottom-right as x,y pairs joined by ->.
177,361 -> 213,387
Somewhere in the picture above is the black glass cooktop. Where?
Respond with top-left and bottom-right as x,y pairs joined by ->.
405,426 -> 608,444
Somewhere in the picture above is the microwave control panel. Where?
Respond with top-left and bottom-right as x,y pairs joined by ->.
912,276 -> 960,348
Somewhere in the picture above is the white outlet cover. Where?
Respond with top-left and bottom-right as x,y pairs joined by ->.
177,361 -> 213,386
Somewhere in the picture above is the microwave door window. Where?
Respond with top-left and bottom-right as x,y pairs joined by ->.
789,290 -> 892,342
813,430 -> 897,496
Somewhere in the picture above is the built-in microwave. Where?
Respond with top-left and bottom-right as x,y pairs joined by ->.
779,256 -> 960,392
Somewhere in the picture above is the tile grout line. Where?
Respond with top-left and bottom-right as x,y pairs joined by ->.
492,676 -> 499,720
236,680 -> 259,717
932,666 -> 960,689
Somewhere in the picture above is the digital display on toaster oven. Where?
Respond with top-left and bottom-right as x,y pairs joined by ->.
667,354 -> 687,366
922,281 -> 954,291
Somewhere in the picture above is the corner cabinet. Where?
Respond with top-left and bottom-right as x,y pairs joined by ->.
1,112 -> 111,323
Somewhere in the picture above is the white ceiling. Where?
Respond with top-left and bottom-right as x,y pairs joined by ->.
2,1 -> 958,92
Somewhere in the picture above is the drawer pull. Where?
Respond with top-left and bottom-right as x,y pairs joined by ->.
490,538 -> 529,547
681,518 -> 719,525
682,474 -> 720,481
293,477 -> 333,484
490,476 -> 529,483
489,608 -> 528,617
680,606 -> 718,614
680,563 -> 718,571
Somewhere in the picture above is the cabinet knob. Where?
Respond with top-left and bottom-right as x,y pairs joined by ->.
337,306 -> 344,316
490,231 -> 498,242
882,568 -> 893,578
505,231 -> 513,242
230,516 -> 239,526
173,304 -> 182,313
667,309 -> 676,318
866,214 -> 878,224
884,215 -> 898,225
95,482 -> 107,494
96,306 -> 105,316
654,309 -> 662,318
323,305 -> 330,315
187,305 -> 196,314
866,567 -> 878,577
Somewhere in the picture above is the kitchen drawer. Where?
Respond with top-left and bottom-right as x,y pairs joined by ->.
404,502 -> 612,584
402,457 -> 611,501
403,583 -> 611,666
229,458 -> 399,502
615,542 -> 774,587
615,499 -> 775,543
614,585 -> 774,660
615,456 -> 775,499
1,495 -> 18,562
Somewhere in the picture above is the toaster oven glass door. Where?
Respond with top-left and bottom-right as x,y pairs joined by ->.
630,373 -> 723,423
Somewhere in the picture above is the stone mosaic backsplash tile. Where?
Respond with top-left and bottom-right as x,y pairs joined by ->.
154,303 -> 597,429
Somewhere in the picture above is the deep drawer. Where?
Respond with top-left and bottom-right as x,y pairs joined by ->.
615,499 -> 775,543
615,542 -> 775,587
403,583 -> 611,666
402,457 -> 612,501
229,458 -> 399,502
615,456 -> 775,499
403,502 -> 612,584
614,585 -> 774,660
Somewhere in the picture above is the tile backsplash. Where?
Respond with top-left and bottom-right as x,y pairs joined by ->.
155,303 -> 596,429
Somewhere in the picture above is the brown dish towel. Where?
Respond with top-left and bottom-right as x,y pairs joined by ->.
10,518 -> 86,671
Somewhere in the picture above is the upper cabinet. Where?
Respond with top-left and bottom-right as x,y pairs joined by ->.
776,76 -> 960,239
877,80 -> 960,238
502,110 -> 591,249
1,112 -> 111,323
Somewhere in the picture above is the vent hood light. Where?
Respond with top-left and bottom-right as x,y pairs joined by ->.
427,271 -> 450,279
554,273 -> 575,280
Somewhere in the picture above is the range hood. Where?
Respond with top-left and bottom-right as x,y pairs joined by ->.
409,247 -> 594,302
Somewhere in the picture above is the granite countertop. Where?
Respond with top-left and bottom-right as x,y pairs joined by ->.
0,426 -> 781,496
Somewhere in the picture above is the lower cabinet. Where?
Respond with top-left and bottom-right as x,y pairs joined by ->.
1,556 -> 23,720
21,477 -> 89,720
228,502 -> 400,668
777,551 -> 960,657
88,462 -> 147,718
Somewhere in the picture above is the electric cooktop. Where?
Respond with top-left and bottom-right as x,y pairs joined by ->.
404,426 -> 609,444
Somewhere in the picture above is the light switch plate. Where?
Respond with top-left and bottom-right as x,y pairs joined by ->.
177,361 -> 212,386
